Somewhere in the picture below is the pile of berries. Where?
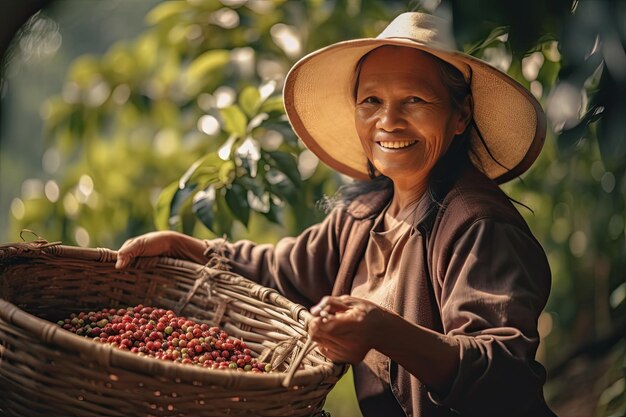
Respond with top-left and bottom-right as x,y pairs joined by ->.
56,305 -> 271,372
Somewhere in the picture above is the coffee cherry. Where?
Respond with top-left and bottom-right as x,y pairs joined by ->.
55,305 -> 266,372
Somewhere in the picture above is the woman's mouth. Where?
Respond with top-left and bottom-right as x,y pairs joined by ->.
377,140 -> 417,149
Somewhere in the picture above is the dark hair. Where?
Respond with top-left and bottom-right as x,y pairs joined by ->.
321,46 -> 473,212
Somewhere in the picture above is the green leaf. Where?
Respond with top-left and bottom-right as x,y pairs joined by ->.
218,160 -> 236,185
68,56 -> 101,87
557,105 -> 604,154
266,151 -> 301,187
170,184 -> 197,221
187,50 -> 230,80
465,25 -> 509,56
41,97 -> 73,137
239,86 -> 261,118
237,176 -> 264,198
183,50 -> 230,94
263,201 -> 281,225
213,190 -> 234,236
536,59 -> 561,91
597,108 -> 626,172
154,181 -> 179,231
220,105 -> 248,137
179,153 -> 223,188
225,183 -> 250,226
192,186 -> 216,232
145,1 -> 189,26
259,96 -> 285,114
267,171 -> 297,202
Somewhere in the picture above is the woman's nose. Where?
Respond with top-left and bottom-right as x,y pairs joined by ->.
375,103 -> 406,132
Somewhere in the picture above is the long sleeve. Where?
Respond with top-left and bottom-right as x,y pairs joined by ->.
211,207 -> 349,309
432,219 -> 555,416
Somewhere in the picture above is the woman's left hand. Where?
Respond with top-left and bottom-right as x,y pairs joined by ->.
308,295 -> 388,364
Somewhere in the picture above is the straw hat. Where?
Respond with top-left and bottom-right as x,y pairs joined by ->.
283,12 -> 546,184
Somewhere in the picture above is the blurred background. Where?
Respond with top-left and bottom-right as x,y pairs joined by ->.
1,0 -> 625,416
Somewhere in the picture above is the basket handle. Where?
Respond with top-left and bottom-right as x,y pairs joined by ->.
0,240 -> 118,263
0,240 -> 59,260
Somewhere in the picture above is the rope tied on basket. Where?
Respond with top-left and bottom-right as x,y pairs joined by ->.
258,333 -> 318,387
202,235 -> 231,271
173,268 -> 218,315
174,237 -> 233,315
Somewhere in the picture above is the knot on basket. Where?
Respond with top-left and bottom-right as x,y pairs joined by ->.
174,268 -> 218,315
203,236 -> 231,271
258,334 -> 317,387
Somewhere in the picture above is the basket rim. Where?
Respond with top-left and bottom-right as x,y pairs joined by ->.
0,242 -> 347,389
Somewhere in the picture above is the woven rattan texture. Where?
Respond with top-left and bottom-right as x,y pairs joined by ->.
0,243 -> 344,417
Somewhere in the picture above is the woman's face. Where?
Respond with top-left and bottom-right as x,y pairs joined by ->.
355,46 -> 469,186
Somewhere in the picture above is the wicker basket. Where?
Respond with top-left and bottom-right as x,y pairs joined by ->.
0,241 -> 346,417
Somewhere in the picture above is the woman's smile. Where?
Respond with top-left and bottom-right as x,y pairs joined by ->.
377,140 -> 418,150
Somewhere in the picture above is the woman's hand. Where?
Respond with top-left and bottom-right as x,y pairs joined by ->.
115,231 -> 207,269
310,294 -> 460,395
308,295 -> 389,364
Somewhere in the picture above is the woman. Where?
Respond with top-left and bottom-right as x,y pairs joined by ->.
116,13 -> 556,417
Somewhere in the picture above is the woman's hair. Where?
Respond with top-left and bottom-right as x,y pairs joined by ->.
320,46 -> 473,212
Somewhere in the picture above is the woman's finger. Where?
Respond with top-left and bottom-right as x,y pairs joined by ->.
115,237 -> 147,270
313,333 -> 363,363
313,334 -> 348,354
310,296 -> 351,316
309,314 -> 356,338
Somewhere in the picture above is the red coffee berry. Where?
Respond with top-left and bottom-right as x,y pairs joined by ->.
56,305 -> 267,373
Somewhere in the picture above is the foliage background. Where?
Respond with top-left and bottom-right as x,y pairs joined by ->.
1,1 -> 625,416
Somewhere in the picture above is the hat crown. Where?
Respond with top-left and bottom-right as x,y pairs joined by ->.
377,12 -> 457,51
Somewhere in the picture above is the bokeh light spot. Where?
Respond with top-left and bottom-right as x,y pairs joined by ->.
569,231 -> 588,257
74,227 -> 90,247
42,148 -> 61,174
45,180 -> 60,203
211,8 -> 240,29
10,198 -> 26,220
198,115 -> 220,135
259,129 -> 283,151
22,179 -> 44,199
298,150 -> 319,180
270,23 -> 302,59
601,172 -> 615,193
214,86 -> 236,108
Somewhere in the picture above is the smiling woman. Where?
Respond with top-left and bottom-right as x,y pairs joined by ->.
353,46 -> 471,212
115,12 -> 556,417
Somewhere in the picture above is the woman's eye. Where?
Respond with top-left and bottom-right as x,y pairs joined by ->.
407,96 -> 423,103
361,96 -> 380,104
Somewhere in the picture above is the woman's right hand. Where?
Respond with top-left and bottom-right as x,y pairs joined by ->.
115,231 -> 208,270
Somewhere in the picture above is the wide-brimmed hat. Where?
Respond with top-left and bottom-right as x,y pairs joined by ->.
283,12 -> 546,184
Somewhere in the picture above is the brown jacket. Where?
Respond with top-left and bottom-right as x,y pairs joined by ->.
219,166 -> 556,417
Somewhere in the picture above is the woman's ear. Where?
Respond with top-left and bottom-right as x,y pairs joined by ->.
454,95 -> 473,135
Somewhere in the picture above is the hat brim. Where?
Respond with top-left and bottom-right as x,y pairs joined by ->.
283,38 -> 546,184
